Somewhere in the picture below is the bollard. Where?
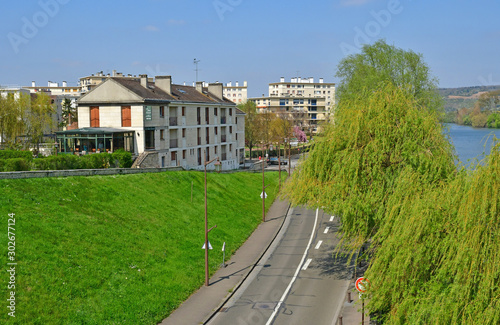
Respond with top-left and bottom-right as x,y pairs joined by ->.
347,291 -> 352,303
338,315 -> 343,325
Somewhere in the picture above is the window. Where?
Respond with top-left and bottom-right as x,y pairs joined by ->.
215,146 -> 218,154
197,107 -> 201,125
214,127 -> 218,135
171,151 -> 177,162
160,129 -> 164,140
121,106 -> 131,127
90,106 -> 100,127
214,107 -> 218,116
229,108 -> 232,116
160,106 -> 165,118
229,126 -> 232,133
182,106 -> 186,116
183,150 -> 186,159
182,128 -> 186,138
205,107 -> 209,124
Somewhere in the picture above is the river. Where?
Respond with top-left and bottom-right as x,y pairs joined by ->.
444,123 -> 500,167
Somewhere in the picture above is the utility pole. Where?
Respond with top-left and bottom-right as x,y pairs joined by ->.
194,58 -> 201,82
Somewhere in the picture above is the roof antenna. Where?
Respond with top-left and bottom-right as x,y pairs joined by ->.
193,58 -> 201,82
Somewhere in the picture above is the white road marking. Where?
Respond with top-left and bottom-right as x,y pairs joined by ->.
265,208 -> 319,325
302,258 -> 312,270
330,216 -> 334,222
315,240 -> 323,250
324,227 -> 330,234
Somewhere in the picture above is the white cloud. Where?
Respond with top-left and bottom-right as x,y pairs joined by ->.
340,0 -> 375,7
143,25 -> 160,32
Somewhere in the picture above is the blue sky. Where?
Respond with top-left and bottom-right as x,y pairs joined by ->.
1,0 -> 499,97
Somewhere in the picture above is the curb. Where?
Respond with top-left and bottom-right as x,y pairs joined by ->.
202,201 -> 292,324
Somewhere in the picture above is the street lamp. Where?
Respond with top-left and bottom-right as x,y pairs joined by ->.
204,151 -> 219,286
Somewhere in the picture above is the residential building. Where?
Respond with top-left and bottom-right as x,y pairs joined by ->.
79,70 -> 140,94
223,81 -> 248,104
249,77 -> 335,133
57,75 -> 245,170
24,80 -> 81,96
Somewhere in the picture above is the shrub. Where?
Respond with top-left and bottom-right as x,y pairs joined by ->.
2,158 -> 31,171
0,150 -> 33,161
111,150 -> 133,168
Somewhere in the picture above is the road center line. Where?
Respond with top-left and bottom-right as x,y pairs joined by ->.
324,227 -> 330,234
315,240 -> 323,250
302,258 -> 312,270
265,208 -> 319,325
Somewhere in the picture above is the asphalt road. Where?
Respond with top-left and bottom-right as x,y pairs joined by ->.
207,206 -> 352,325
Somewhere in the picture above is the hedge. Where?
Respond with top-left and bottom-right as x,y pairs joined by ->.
30,151 -> 134,170
1,158 -> 31,171
0,150 -> 33,161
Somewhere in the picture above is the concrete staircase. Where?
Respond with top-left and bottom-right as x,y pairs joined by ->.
131,151 -> 159,168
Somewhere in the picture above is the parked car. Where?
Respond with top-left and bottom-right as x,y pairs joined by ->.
267,156 -> 287,165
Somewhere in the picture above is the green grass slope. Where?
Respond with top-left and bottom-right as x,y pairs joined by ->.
0,171 -> 281,324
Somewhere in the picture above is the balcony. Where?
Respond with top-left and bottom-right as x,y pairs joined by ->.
170,139 -> 178,148
221,135 -> 226,143
221,116 -> 226,124
169,117 -> 178,126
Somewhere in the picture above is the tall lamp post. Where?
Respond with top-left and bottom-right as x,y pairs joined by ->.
204,151 -> 221,286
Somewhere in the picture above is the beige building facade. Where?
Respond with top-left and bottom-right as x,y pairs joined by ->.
249,77 -> 335,133
70,75 -> 245,170
223,81 -> 248,104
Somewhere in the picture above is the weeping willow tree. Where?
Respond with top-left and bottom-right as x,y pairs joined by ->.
283,39 -> 500,323
282,82 -> 456,246
366,145 -> 500,324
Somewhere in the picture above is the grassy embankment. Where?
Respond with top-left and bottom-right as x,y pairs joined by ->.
0,171 -> 281,324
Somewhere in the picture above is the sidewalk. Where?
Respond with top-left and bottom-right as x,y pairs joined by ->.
159,198 -> 369,325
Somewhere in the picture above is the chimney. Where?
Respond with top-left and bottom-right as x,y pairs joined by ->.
63,81 -> 67,87
196,81 -> 204,93
140,74 -> 148,88
244,81 -> 247,87
32,81 -> 35,87
309,77 -> 314,83
227,81 -> 232,87
112,70 -> 116,77
208,83 -> 223,100
280,77 -> 285,82
235,81 -> 239,87
155,76 -> 172,94
319,78 -> 324,83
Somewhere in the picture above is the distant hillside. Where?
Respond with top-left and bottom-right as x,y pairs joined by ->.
439,85 -> 500,112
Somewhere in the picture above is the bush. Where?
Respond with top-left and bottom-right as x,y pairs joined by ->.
2,158 -> 31,171
111,150 -> 133,168
0,150 -> 33,161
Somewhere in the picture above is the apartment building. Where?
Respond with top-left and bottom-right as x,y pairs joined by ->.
223,81 -> 248,104
79,70 -> 140,94
249,77 -> 335,133
57,75 -> 245,171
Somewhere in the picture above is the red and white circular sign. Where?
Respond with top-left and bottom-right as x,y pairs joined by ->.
355,277 -> 369,293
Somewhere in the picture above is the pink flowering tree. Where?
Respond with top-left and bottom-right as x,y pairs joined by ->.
293,126 -> 307,143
